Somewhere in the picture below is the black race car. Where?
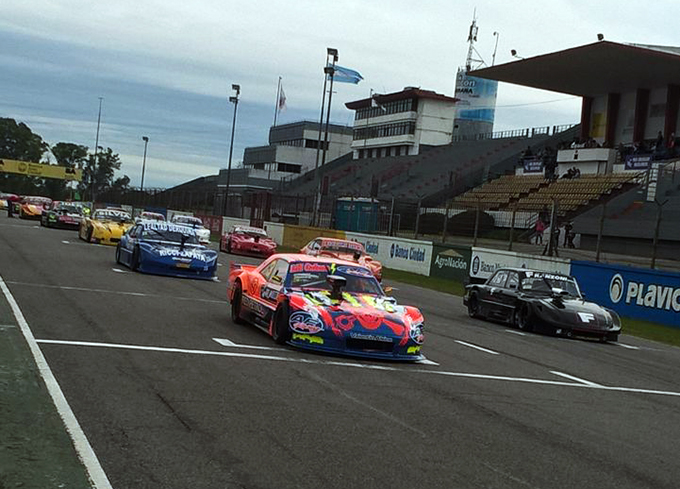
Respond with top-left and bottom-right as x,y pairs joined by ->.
464,268 -> 621,342
41,202 -> 84,229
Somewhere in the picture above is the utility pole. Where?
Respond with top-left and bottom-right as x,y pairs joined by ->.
91,96 -> 103,203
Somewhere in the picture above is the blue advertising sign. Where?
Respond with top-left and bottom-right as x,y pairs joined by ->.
570,260 -> 680,327
454,69 -> 498,124
523,157 -> 544,173
624,154 -> 651,170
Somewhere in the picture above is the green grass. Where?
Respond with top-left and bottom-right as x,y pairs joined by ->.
382,268 -> 467,296
617,317 -> 680,347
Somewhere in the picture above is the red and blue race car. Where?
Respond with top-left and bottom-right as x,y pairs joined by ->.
228,254 -> 425,361
221,225 -> 277,257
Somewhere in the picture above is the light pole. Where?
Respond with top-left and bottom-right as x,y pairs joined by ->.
224,84 -> 240,216
91,96 -> 103,202
140,136 -> 149,192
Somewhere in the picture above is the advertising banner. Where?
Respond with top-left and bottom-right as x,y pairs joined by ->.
429,244 -> 471,282
469,247 -> 571,281
0,158 -> 83,181
570,261 -> 680,327
523,157 -> 544,173
346,232 -> 432,276
624,154 -> 651,170
454,69 -> 498,124
282,224 -> 346,251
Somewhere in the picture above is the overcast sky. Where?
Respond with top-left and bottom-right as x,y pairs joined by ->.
1,0 -> 678,188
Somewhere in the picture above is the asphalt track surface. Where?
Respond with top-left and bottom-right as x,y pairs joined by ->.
2,217 -> 680,489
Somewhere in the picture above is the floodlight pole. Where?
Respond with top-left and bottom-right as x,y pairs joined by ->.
91,97 -> 103,202
140,136 -> 149,192
224,84 -> 240,216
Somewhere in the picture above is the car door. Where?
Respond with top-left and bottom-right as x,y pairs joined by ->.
120,225 -> 139,263
496,271 -> 520,322
481,270 -> 509,319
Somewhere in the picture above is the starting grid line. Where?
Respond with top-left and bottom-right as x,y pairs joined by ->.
35,338 -> 680,399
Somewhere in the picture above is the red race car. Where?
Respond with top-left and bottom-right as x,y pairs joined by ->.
301,237 -> 383,281
228,254 -> 425,361
220,225 -> 277,257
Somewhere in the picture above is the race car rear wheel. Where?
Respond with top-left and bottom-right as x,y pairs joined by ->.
467,292 -> 481,318
231,281 -> 246,324
516,305 -> 534,332
272,302 -> 291,345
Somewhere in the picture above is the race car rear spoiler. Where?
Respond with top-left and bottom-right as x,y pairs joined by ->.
229,263 -> 257,273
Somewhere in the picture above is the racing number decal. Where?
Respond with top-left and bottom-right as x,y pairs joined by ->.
261,286 -> 278,302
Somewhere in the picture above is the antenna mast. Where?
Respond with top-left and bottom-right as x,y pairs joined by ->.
465,11 -> 485,72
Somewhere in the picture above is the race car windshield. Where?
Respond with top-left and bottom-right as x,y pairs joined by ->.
57,205 -> 81,214
320,244 -> 364,256
142,228 -> 199,244
174,216 -> 202,226
287,263 -> 382,295
236,227 -> 267,238
94,211 -> 132,222
521,276 -> 580,297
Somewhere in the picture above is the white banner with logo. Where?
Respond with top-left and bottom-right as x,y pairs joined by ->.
345,232 -> 433,276
470,247 -> 571,281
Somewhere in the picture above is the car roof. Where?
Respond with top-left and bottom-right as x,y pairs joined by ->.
275,253 -> 367,268
494,267 -> 574,278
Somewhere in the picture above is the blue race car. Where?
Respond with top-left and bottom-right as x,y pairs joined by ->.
116,220 -> 218,280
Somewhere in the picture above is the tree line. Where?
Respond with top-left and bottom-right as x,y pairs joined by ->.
0,117 -> 130,201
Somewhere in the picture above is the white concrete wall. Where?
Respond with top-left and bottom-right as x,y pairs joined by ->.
644,86 -> 668,140
615,91 -> 636,144
416,99 -> 456,147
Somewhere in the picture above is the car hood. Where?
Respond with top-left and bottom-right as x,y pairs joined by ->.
534,296 -> 617,327
287,290 -> 424,346
93,220 -> 132,232
141,242 -> 217,262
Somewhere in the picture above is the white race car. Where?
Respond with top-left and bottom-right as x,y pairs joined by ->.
170,215 -> 211,244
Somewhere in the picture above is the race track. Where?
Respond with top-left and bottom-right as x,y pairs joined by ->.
2,217 -> 680,489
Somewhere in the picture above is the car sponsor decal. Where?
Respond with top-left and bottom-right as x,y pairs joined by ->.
157,248 -> 210,260
289,311 -> 324,334
142,221 -> 196,236
291,333 -> 324,345
407,346 -> 421,355
242,295 -> 269,317
320,239 -> 363,251
336,265 -> 372,278
349,332 -> 393,342
609,274 -> 624,304
577,312 -> 596,323
260,286 -> 279,302
290,262 -> 329,273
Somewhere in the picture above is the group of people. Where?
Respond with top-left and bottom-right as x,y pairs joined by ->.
533,205 -> 575,252
561,166 -> 581,179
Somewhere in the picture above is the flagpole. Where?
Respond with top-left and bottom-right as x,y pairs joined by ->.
314,61 -> 330,172
273,76 -> 281,126
320,56 -> 337,168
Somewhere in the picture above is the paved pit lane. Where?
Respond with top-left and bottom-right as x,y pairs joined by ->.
2,217 -> 680,489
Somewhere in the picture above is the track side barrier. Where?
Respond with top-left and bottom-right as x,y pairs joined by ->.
570,261 -> 680,328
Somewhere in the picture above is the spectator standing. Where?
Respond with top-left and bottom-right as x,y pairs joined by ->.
535,218 -> 545,244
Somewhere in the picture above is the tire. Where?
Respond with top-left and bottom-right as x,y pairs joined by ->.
227,239 -> 232,254
231,281 -> 246,324
271,302 -> 291,345
467,292 -> 481,319
115,245 -> 122,265
131,246 -> 140,271
516,304 -> 534,332
86,226 -> 93,243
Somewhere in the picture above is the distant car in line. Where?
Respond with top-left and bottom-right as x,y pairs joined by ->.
116,220 -> 218,280
228,254 -> 425,360
464,268 -> 621,342
300,237 -> 382,282
41,201 -> 84,229
220,225 -> 277,257
79,208 -> 134,245
137,211 -> 165,222
170,215 -> 211,244
19,196 -> 52,219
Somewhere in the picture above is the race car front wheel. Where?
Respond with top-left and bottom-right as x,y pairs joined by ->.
231,281 -> 246,324
516,305 -> 534,332
86,226 -> 93,243
272,302 -> 291,345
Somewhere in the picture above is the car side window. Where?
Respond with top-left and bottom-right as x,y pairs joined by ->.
507,272 -> 519,290
128,226 -> 138,238
489,270 -> 508,287
269,260 -> 288,286
259,260 -> 277,281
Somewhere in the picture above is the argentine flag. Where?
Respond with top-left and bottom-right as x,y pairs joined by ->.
331,65 -> 363,84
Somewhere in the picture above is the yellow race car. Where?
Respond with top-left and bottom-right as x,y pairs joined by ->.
79,208 -> 134,245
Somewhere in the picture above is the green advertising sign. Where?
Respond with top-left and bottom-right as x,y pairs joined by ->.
429,244 -> 472,282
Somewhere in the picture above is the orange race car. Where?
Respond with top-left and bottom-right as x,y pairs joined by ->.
19,196 -> 52,219
228,254 -> 425,360
300,237 -> 382,281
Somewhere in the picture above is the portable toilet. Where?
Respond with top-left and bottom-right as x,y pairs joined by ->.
334,197 -> 379,232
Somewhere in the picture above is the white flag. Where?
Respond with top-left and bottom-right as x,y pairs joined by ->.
278,86 -> 287,111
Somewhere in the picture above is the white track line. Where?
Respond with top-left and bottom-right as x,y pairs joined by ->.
550,371 -> 603,387
6,281 -> 225,304
213,337 -> 287,351
504,329 -> 527,336
455,340 -> 500,355
34,338 -> 680,398
0,276 -> 112,489
617,343 -> 640,350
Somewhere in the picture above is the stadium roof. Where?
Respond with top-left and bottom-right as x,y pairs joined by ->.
469,41 -> 680,97
346,87 -> 457,110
